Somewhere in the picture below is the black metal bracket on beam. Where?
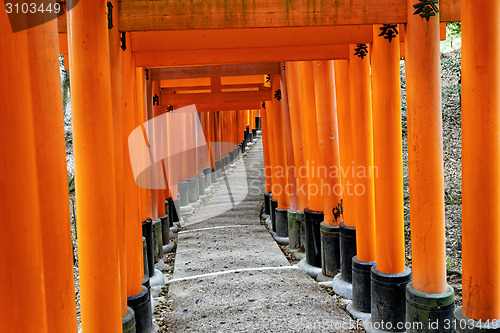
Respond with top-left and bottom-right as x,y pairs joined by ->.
107,2 -> 113,30
120,32 -> 126,51
145,69 -> 149,80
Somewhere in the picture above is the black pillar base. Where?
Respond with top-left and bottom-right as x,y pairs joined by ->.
203,167 -> 211,187
304,208 -> 324,268
186,177 -> 199,203
178,181 -> 189,206
255,116 -> 261,130
122,306 -> 136,333
340,222 -> 357,283
352,256 -> 376,314
405,283 -> 455,332
152,219 -> 162,263
142,237 -> 148,277
275,208 -> 289,238
142,220 -> 154,277
160,215 -> 170,246
368,266 -> 412,332
264,192 -> 271,216
270,199 -> 278,232
320,222 -> 340,277
287,210 -> 300,249
172,198 -> 180,223
127,286 -> 152,333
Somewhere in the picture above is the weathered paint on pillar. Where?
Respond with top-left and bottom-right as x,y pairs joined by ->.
462,0 -> 500,320
371,25 -> 406,274
348,44 -> 376,263
313,60 -> 342,226
67,0 -> 122,330
405,0 -> 446,294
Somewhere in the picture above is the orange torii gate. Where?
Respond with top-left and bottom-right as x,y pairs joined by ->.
6,0 -> 500,332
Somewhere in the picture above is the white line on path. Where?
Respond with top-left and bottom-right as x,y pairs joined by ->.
167,266 -> 301,284
178,225 -> 254,234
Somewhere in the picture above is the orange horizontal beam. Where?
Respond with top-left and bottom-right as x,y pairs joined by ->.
161,90 -> 272,105
135,45 -> 349,67
150,63 -> 279,80
118,0 -> 460,31
57,1 -> 460,33
175,102 -> 262,112
130,25 -> 373,52
162,83 -> 265,93
159,75 -> 264,88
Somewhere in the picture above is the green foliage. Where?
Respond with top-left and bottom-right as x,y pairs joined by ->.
446,258 -> 453,271
447,22 -> 461,39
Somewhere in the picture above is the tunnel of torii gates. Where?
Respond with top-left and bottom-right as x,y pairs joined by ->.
1,0 -> 499,332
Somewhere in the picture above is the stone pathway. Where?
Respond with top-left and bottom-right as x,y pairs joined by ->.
165,140 -> 354,332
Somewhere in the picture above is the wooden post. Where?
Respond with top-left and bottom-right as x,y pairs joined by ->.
153,80 -> 166,218
269,74 -> 290,209
108,0 -> 128,317
299,62 -> 323,212
121,33 -> 144,299
313,60 -> 342,226
260,105 -> 273,194
67,0 -> 122,330
405,0 -> 446,294
461,0 -> 500,322
334,60 -> 354,227
280,64 -> 298,211
348,44 -> 376,263
371,25 -> 405,275
286,62 -> 309,212
1,11 -> 60,332
136,67 -> 150,220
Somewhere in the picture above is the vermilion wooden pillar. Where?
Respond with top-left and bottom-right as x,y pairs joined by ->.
260,105 -> 272,194
136,67 -> 151,220
299,62 -> 323,212
0,16 -> 49,332
285,62 -> 308,212
334,60 -> 354,228
208,111 -> 216,169
269,74 -> 290,210
67,0 -> 122,330
369,24 -> 411,328
405,0 -> 455,329
460,0 -> 500,325
108,0 -> 128,317
280,64 -> 298,211
121,34 -> 144,299
348,44 -> 376,264
405,1 -> 446,294
29,17 -> 79,333
153,81 -> 166,218
313,61 -> 342,226
371,25 -> 405,275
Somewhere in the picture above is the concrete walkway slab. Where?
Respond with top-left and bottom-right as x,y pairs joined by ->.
164,140 -> 355,332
